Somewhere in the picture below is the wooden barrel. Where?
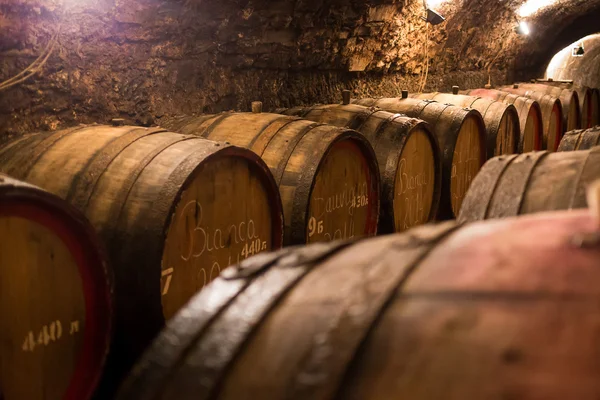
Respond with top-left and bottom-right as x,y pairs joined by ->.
474,87 -> 562,151
411,92 -> 520,158
0,173 -> 112,400
353,97 -> 486,219
162,113 -> 380,244
278,103 -> 442,233
458,148 -> 600,222
461,89 -> 543,152
503,83 -> 581,132
535,80 -> 599,128
118,209 -> 600,400
558,126 -> 600,151
0,125 -> 284,393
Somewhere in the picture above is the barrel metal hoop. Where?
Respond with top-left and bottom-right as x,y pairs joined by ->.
247,116 -> 300,156
346,107 -> 381,132
17,125 -> 91,179
419,100 -> 451,130
579,127 -> 600,151
105,136 -> 199,243
272,122 -> 323,186
370,113 -> 406,142
569,147 -> 600,209
457,154 -> 520,223
290,222 -> 461,400
67,127 -> 167,211
0,134 -> 49,178
158,239 -> 357,400
197,113 -> 234,139
485,151 -> 548,219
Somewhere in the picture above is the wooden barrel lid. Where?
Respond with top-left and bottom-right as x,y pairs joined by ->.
394,126 -> 436,231
494,108 -> 519,155
0,175 -> 112,400
567,92 -> 582,131
306,137 -> 379,243
160,148 -> 283,319
522,100 -> 543,152
450,114 -> 484,215
591,89 -> 600,126
548,100 -> 563,151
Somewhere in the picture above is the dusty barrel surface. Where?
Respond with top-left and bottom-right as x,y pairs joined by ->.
480,87 -> 562,151
117,209 -> 600,400
0,173 -> 112,400
279,103 -> 442,233
462,89 -> 543,152
0,125 -> 284,390
163,113 -> 380,244
537,81 -> 598,128
458,148 -> 600,222
504,83 -> 581,132
558,126 -> 600,151
353,97 -> 486,219
411,92 -> 519,158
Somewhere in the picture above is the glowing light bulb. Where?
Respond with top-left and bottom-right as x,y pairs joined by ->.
518,21 -> 531,35
518,0 -> 559,18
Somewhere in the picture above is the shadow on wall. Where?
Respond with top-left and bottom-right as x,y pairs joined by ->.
545,33 -> 600,88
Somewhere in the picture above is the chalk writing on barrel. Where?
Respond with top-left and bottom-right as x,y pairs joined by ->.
22,319 -> 81,353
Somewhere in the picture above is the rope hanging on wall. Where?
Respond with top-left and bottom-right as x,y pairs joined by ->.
0,25 -> 61,92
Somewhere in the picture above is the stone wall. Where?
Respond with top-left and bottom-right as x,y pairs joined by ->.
0,0 -> 598,136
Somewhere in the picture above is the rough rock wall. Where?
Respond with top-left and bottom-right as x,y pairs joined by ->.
4,0 -> 599,136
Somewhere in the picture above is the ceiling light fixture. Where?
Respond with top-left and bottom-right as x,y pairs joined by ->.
516,21 -> 531,35
421,8 -> 446,25
572,43 -> 585,57
421,0 -> 446,26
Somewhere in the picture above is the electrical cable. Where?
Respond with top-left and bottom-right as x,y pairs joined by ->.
0,25 -> 60,92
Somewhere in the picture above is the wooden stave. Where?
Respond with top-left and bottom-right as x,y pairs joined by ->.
411,92 -> 520,158
277,103 -> 443,233
458,148 -> 600,222
116,209 -> 600,400
353,97 -> 487,219
505,84 -> 581,132
558,126 -> 600,151
0,173 -> 113,400
462,89 -> 543,152
162,113 -> 381,245
0,125 -> 285,395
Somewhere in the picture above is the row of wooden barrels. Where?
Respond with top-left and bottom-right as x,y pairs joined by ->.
116,80 -> 600,399
1,80 -> 599,399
